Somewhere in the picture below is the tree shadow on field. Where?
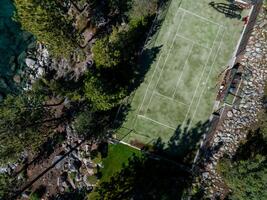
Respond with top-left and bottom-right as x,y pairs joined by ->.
111,46 -> 162,136
209,1 -> 242,19
110,45 -> 162,94
130,46 -> 163,92
149,120 -> 210,165
93,120 -> 210,199
95,154 -> 191,200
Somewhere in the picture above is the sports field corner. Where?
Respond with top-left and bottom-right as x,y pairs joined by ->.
115,0 -> 248,146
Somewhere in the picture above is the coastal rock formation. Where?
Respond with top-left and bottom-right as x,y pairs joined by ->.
0,0 -> 35,96
2,0 -> 96,94
23,40 -> 93,89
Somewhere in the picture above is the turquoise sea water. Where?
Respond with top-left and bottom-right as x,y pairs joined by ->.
0,0 -> 34,96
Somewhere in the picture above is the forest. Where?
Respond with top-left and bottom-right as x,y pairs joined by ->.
0,0 -> 160,198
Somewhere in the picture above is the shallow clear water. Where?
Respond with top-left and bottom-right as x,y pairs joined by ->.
0,0 -> 34,95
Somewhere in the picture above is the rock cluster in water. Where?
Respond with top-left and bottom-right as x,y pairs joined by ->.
0,0 -> 35,97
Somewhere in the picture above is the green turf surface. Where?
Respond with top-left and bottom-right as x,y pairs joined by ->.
88,143 -> 140,199
116,0 -> 247,145
100,143 -> 141,182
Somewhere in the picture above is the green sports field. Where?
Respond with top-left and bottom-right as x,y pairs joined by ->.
116,0 -> 247,145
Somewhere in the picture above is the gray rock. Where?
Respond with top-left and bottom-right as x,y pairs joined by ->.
25,58 -> 36,68
0,167 -> 7,174
52,155 -> 64,169
227,111 -> 233,118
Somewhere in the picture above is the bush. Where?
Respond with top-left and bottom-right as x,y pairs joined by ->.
218,112 -> 267,200
84,73 -> 127,111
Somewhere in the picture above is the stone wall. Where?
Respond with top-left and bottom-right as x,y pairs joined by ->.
195,6 -> 267,199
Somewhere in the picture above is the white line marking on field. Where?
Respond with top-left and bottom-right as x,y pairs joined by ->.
145,11 -> 186,115
137,115 -> 176,130
189,28 -> 226,127
132,7 -> 226,133
137,9 -> 183,116
138,53 -> 163,113
172,43 -> 194,99
176,33 -> 210,49
179,7 -> 221,26
181,26 -> 222,127
119,141 -> 141,150
154,91 -> 189,106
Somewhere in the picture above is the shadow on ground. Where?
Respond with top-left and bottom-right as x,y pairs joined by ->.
209,1 -> 243,19
111,45 -> 162,135
148,120 -> 209,165
91,120 -> 209,200
95,154 -> 191,200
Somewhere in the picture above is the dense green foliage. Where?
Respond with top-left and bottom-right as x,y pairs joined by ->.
92,36 -> 121,68
85,0 -> 159,111
74,109 -> 94,135
14,0 -> 79,57
218,112 -> 267,200
84,73 -> 127,111
220,155 -> 267,200
0,91 -> 60,164
29,192 -> 41,200
13,0 -> 134,58
0,0 -> 161,198
14,0 -> 157,111
33,77 -> 84,102
0,174 -> 11,199
92,18 -> 149,69
87,17 -> 152,110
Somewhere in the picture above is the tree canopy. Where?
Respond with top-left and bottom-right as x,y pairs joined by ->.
84,72 -> 127,111
0,91 -> 61,164
218,112 -> 267,200
87,16 -> 151,111
14,0 -> 79,57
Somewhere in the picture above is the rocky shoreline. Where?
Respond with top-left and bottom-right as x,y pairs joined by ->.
196,7 -> 267,199
0,0 -> 35,98
0,0 -> 95,100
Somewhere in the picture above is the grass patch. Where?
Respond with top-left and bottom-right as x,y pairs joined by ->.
88,143 -> 141,199
100,143 -> 141,183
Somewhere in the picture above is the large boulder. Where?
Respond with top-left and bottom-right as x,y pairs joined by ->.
25,58 -> 36,69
